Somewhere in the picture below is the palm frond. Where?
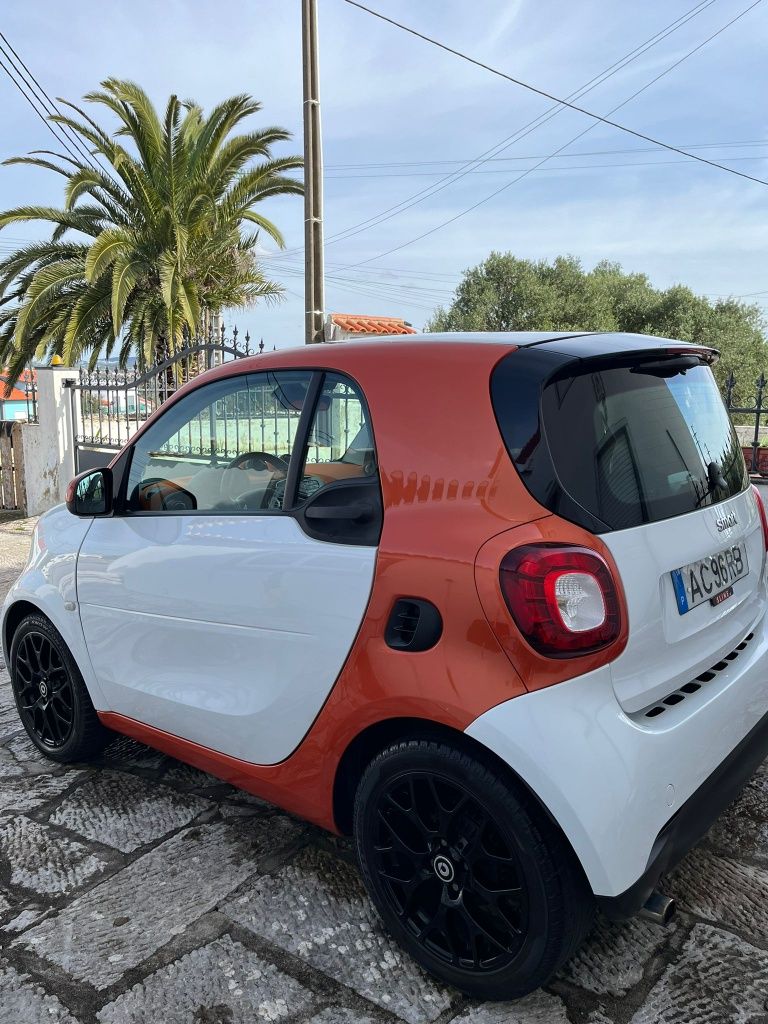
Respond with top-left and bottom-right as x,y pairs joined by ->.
0,79 -> 302,381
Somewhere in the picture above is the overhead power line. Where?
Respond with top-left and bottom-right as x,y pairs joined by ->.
342,0 -> 768,189
324,140 -> 768,170
272,0 -> 722,260
0,31 -> 118,184
0,50 -> 83,166
0,32 -> 101,173
325,155 -> 768,179
342,0 -> 765,267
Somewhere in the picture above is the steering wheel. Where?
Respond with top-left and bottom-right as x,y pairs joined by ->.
228,451 -> 288,475
138,477 -> 197,512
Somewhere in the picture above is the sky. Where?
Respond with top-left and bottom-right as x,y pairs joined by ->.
1,0 -> 767,349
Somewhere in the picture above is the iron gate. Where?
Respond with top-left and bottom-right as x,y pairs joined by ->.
723,370 -> 768,475
66,328 -> 259,473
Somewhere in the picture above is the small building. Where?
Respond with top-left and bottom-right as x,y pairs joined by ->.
324,313 -> 417,342
0,368 -> 37,421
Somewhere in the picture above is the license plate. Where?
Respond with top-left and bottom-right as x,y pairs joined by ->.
671,542 -> 749,615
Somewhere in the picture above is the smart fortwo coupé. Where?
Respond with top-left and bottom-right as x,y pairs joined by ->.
4,332 -> 768,999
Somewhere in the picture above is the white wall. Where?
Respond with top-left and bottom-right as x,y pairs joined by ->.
16,422 -> 59,516
22,366 -> 80,514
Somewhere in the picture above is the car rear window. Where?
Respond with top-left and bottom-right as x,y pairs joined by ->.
492,353 -> 747,531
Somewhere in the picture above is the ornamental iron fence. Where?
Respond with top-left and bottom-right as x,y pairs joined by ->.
66,326 -> 263,472
723,370 -> 768,474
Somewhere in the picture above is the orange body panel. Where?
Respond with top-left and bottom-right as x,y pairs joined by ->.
101,340 -> 624,831
475,519 -> 629,690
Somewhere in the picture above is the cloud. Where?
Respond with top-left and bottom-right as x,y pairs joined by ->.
0,0 -> 766,345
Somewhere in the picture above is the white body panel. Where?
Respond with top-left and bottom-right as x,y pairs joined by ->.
601,488 -> 765,713
0,506 -> 109,707
76,514 -> 376,764
469,489 -> 768,897
468,598 -> 768,896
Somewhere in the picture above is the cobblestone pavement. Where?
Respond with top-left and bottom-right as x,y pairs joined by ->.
0,514 -> 36,608
1,514 -> 768,1022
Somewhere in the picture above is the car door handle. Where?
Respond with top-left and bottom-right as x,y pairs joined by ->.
305,501 -> 373,521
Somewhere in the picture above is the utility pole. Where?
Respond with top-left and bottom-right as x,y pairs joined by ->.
302,0 -> 325,344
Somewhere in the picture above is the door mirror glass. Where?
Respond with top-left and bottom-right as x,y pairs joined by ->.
66,468 -> 113,517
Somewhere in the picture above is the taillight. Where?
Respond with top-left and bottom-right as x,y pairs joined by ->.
499,544 -> 621,658
752,485 -> 768,549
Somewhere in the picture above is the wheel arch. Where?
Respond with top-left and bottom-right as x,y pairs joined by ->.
2,599 -> 44,659
332,715 -> 590,890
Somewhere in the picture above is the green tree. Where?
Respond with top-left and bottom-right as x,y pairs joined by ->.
0,78 -> 302,383
428,253 -> 768,404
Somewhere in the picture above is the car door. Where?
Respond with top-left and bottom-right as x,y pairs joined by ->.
76,368 -> 381,765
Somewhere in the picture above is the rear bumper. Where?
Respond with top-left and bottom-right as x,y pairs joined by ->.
599,705 -> 768,918
466,605 -> 768,899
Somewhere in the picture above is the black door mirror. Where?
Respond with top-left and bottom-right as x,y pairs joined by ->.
65,468 -> 114,517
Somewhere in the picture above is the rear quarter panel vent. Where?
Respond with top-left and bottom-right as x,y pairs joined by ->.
385,598 -> 443,652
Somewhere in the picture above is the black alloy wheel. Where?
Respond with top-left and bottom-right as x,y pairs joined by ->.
13,630 -> 75,749
9,613 -> 109,762
354,739 -> 594,1000
373,770 -> 529,972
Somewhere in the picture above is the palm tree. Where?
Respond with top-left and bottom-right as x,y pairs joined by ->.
0,79 -> 302,383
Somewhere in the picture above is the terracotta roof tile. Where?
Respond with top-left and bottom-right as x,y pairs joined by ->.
0,368 -> 35,401
330,313 -> 416,336
0,382 -> 28,401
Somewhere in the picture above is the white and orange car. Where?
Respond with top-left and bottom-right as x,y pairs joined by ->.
3,332 -> 768,999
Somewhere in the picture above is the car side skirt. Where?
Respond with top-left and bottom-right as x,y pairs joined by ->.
98,711 -> 345,828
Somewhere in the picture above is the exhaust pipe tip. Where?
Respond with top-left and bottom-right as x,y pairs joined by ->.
639,889 -> 676,926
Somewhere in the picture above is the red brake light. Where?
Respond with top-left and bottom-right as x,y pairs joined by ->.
752,485 -> 768,549
499,544 -> 622,658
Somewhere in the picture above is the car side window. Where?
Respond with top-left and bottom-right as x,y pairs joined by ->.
298,373 -> 377,503
125,370 -> 313,513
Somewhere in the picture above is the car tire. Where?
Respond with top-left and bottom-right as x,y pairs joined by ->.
9,613 -> 110,763
353,738 -> 594,1000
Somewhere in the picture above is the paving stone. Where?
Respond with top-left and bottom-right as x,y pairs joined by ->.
219,801 -> 266,819
49,770 -> 212,853
219,791 -> 271,819
162,761 -> 225,791
0,815 -> 108,895
0,748 -> 24,779
97,933 -> 313,1023
17,818 -> 298,989
0,771 -> 84,814
0,959 -> 81,1023
707,764 -> 768,863
0,681 -> 19,731
560,914 -> 676,996
448,989 -> 570,1023
0,734 -> 56,778
3,904 -> 51,933
668,847 -> 768,938
305,1010 -> 381,1024
222,846 -> 454,1024
6,731 -> 51,764
631,923 -> 768,1023
101,735 -> 168,770
708,811 -> 768,865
